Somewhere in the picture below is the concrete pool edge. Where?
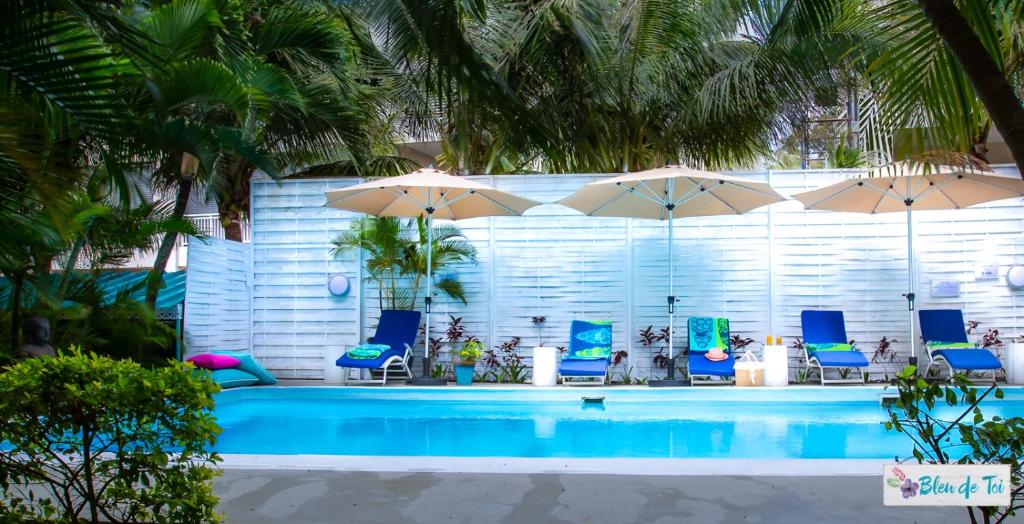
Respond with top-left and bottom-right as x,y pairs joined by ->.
218,455 -> 887,476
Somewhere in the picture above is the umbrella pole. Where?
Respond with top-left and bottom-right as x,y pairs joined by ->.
424,208 -> 434,377
666,210 -> 676,379
905,202 -> 917,365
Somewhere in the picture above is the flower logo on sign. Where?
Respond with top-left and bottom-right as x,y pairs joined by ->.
900,478 -> 919,499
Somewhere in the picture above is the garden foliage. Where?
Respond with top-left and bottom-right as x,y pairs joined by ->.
0,349 -> 222,523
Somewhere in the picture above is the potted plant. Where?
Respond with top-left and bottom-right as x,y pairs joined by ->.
454,340 -> 483,385
1007,335 -> 1024,384
530,316 -> 559,386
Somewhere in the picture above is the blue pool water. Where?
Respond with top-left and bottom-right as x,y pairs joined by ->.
212,387 -> 1024,459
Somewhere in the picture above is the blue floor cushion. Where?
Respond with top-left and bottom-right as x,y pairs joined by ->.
210,368 -> 260,389
211,350 -> 278,385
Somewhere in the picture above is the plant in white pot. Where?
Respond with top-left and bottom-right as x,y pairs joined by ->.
532,316 -> 547,347
454,340 -> 483,386
1006,335 -> 1024,385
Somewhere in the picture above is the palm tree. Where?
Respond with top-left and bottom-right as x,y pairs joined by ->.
358,0 -> 846,173
332,216 -> 476,310
0,0 -> 148,352
911,0 -> 1024,172
210,0 -> 390,242
708,0 -> 1023,171
116,0 -> 285,307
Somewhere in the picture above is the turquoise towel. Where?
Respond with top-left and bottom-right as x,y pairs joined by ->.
347,344 -> 390,359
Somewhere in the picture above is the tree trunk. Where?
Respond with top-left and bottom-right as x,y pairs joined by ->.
9,272 -> 22,355
220,207 -> 243,242
915,0 -> 1024,176
218,160 -> 253,242
146,156 -> 197,309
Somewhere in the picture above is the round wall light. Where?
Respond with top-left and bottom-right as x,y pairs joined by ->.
328,274 -> 351,296
1007,265 -> 1024,290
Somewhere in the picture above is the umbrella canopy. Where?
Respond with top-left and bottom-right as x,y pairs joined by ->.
793,162 -> 1024,213
558,166 -> 786,384
558,166 -> 784,219
325,168 -> 541,383
325,168 -> 539,220
792,161 -> 1024,363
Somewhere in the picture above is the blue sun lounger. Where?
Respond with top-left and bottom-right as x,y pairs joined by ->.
336,310 -> 420,384
919,309 -> 1001,382
687,317 -> 735,386
559,320 -> 613,386
800,310 -> 869,385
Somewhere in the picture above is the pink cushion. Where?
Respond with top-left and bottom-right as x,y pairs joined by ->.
187,353 -> 241,370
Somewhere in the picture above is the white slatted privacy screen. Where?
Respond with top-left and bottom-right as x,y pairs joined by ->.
234,167 -> 1024,380
183,236 -> 251,356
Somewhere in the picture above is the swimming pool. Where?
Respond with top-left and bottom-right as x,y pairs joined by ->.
213,386 -> 1024,460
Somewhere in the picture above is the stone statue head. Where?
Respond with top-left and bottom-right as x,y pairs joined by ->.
23,315 -> 51,346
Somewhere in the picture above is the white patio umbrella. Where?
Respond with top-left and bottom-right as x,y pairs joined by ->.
558,166 -> 785,383
325,168 -> 541,383
792,161 -> 1024,361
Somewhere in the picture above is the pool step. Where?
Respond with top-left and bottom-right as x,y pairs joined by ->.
878,392 -> 900,406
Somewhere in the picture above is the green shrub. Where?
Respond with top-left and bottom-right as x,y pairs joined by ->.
885,366 -> 1024,523
0,348 -> 223,523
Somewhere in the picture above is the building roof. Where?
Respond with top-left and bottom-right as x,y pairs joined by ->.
0,271 -> 186,317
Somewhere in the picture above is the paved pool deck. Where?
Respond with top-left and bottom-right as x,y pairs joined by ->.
216,469 -> 964,523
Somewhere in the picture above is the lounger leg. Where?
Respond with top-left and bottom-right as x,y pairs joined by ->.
382,365 -> 389,385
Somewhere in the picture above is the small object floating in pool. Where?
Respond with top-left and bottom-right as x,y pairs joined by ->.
879,393 -> 900,406
582,396 -> 605,404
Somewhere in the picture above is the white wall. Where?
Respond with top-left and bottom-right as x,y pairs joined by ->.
183,237 -> 252,356
247,167 -> 1024,380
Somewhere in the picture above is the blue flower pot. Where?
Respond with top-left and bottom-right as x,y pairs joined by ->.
454,363 -> 475,386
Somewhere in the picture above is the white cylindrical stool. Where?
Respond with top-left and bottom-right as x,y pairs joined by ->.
761,344 -> 789,387
324,353 -> 345,384
1006,343 -> 1024,385
532,346 -> 559,386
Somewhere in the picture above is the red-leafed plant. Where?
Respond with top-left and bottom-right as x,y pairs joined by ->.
871,336 -> 897,364
611,350 -> 628,366
485,337 -> 528,383
638,325 -> 670,368
980,329 -> 1003,350
445,315 -> 467,344
532,316 -> 547,346
730,334 -> 754,351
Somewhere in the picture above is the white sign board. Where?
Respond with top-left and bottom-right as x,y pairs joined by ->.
883,464 -> 1011,506
930,279 -> 961,298
975,263 -> 1000,280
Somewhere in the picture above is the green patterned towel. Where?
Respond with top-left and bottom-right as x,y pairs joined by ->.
926,341 -> 974,350
567,346 -> 612,360
347,344 -> 390,359
806,342 -> 854,352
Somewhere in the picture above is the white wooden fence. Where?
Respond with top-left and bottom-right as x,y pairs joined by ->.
183,237 -> 251,356
191,167 -> 1024,381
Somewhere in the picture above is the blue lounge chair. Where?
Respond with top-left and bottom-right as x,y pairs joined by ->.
800,310 -> 869,385
336,310 -> 420,384
919,309 -> 1001,382
687,317 -> 735,386
559,320 -> 613,386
